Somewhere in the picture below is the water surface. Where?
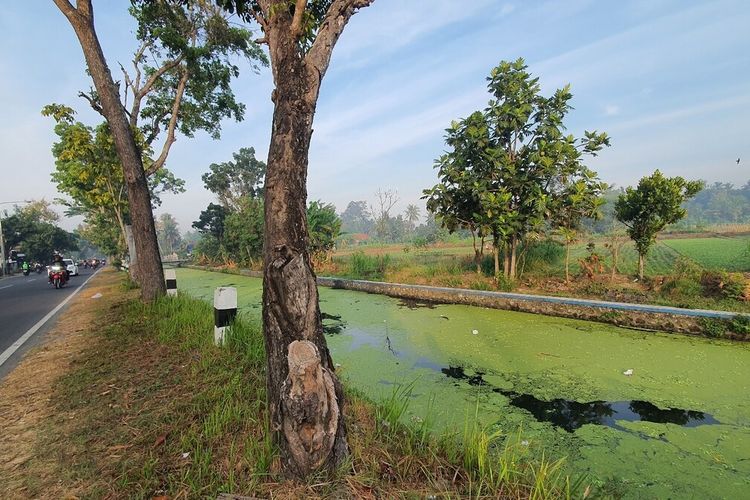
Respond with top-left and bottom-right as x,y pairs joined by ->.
177,269 -> 750,499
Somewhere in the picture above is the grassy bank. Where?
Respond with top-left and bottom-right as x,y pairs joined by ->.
27,272 -> 582,498
318,236 -> 750,315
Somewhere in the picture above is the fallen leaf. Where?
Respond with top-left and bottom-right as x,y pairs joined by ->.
153,432 -> 168,448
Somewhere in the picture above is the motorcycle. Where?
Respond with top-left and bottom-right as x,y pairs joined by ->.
49,264 -> 67,289
36,264 -> 43,274
22,267 -> 30,276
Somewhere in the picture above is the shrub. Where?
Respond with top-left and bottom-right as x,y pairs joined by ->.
661,278 -> 702,298
701,270 -> 748,301
348,251 -> 391,280
729,315 -> 750,337
699,317 -> 728,338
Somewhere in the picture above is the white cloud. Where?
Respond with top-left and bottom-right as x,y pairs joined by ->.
604,104 -> 620,116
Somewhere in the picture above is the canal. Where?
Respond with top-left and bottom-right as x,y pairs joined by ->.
176,268 -> 750,498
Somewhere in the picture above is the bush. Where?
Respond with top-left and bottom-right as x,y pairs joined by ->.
729,315 -> 750,337
701,270 -> 748,301
699,317 -> 728,338
523,239 -> 564,271
661,278 -> 702,299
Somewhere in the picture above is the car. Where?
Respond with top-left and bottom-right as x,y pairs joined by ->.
63,258 -> 79,276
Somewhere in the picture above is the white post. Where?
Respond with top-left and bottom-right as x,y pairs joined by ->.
165,269 -> 177,296
213,287 -> 237,346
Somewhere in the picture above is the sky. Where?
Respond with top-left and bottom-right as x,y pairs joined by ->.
1,0 -> 748,232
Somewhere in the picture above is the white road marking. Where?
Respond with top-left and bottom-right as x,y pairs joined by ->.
0,269 -> 100,368
0,285 -> 13,290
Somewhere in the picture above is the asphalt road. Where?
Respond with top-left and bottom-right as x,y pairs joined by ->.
0,267 -> 99,377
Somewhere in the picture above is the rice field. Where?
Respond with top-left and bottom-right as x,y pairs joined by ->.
333,235 -> 750,280
663,237 -> 750,272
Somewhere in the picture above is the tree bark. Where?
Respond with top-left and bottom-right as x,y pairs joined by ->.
54,0 -> 165,301
509,236 -> 518,280
638,253 -> 645,280
565,241 -> 571,283
493,242 -> 500,278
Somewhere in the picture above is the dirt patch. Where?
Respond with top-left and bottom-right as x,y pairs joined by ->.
0,269 -> 131,498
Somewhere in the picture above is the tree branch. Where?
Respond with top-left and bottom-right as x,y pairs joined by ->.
135,56 -> 184,101
146,69 -> 189,176
78,90 -> 105,117
305,0 -> 374,81
290,0 -> 307,38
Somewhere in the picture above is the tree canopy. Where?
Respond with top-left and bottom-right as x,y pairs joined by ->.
615,170 -> 703,278
424,58 -> 609,279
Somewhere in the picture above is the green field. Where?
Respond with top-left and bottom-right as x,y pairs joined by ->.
663,237 -> 750,272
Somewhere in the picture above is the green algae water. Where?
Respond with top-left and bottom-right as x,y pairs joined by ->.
176,269 -> 750,498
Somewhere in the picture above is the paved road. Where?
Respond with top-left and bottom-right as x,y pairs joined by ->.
0,267 -> 99,376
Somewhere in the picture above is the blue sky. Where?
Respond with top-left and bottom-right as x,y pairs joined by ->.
1,0 -> 748,232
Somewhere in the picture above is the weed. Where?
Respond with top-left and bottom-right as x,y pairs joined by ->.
699,317 -> 728,338
729,315 -> 750,337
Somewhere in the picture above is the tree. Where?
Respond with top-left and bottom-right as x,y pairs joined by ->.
53,0 -> 266,300
372,188 -> 399,240
206,0 -> 374,477
156,213 -> 182,255
307,200 -> 341,260
44,107 -> 185,259
615,170 -> 703,279
1,203 -> 77,264
224,197 -> 265,264
192,203 -> 228,241
404,204 -> 420,232
340,200 -> 372,234
424,59 -> 609,280
551,172 -> 608,282
53,0 -> 165,300
201,147 -> 267,210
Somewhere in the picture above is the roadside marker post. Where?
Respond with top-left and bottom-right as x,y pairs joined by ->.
165,269 -> 177,296
214,287 -> 237,346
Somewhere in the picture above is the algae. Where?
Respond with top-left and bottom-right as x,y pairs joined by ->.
176,268 -> 750,499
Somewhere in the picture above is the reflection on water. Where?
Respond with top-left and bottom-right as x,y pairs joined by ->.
442,366 -> 719,432
397,298 -> 437,310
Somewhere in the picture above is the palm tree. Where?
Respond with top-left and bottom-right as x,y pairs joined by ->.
405,204 -> 421,232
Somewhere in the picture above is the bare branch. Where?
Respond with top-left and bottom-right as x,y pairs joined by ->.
290,0 -> 307,38
146,69 -> 189,176
78,90 -> 104,117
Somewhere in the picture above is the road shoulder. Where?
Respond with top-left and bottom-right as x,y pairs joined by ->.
0,269 -> 127,497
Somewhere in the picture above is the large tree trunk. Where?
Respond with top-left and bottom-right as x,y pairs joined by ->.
54,0 -> 164,301
262,34 -> 347,478
509,236 -> 518,280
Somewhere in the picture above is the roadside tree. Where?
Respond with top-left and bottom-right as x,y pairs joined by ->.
207,0 -> 374,476
52,0 -> 265,299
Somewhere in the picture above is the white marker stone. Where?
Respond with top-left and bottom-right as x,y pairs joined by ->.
214,286 -> 237,346
165,269 -> 177,296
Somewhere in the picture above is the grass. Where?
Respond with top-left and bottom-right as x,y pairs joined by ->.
36,273 -> 584,499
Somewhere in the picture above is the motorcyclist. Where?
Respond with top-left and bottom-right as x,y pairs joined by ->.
49,254 -> 69,283
22,261 -> 30,275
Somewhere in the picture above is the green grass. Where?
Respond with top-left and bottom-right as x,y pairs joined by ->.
663,237 -> 750,272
